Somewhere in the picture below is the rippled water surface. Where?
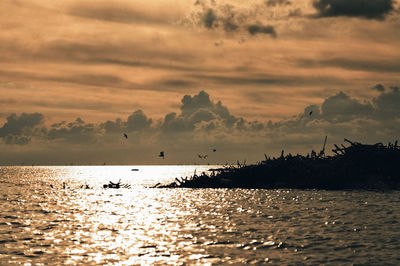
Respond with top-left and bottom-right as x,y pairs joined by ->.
1,166 -> 400,265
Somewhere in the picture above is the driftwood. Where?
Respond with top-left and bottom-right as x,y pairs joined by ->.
103,179 -> 131,189
158,139 -> 400,190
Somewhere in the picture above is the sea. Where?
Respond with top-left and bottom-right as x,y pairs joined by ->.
1,166 -> 400,265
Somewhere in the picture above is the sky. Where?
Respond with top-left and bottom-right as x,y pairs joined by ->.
1,0 -> 400,165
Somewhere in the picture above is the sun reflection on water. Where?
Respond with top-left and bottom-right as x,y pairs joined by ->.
1,166 -> 400,265
41,165 -> 222,265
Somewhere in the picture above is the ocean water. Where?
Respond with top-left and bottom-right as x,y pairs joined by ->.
1,166 -> 400,265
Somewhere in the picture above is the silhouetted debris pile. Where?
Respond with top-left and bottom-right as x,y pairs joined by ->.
160,139 -> 400,190
103,180 -> 131,189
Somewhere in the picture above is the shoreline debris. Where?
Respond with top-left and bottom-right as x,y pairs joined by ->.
158,139 -> 400,190
103,179 -> 131,189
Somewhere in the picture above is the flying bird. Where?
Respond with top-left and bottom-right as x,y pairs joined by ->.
212,148 -> 217,152
159,151 -> 165,159
123,133 -> 128,139
198,154 -> 208,159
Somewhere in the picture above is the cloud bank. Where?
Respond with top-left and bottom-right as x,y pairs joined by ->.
1,88 -> 400,164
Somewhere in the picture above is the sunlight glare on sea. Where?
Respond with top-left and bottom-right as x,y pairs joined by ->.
1,166 -> 400,265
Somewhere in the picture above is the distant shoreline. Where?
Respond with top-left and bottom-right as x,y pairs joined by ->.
158,139 -> 400,190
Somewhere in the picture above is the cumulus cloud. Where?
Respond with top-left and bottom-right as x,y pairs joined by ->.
265,87 -> 400,151
0,113 -> 45,145
100,110 -> 152,134
126,110 -> 152,132
320,91 -> 374,122
2,88 -> 400,164
47,118 -> 99,144
373,85 -> 400,118
312,0 -> 396,20
161,91 -> 240,133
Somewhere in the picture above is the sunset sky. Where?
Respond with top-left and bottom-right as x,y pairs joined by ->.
1,0 -> 400,165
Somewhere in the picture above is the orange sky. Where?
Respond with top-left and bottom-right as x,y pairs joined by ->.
1,0 -> 400,164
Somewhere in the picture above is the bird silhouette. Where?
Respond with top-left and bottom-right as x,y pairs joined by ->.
123,133 -> 128,139
212,148 -> 217,152
159,151 -> 165,159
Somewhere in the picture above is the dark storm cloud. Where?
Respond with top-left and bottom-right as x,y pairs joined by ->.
266,0 -> 291,7
247,24 -> 277,36
312,0 -> 396,20
0,113 -> 45,145
298,58 -> 400,73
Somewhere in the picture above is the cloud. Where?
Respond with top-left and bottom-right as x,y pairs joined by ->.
373,86 -> 400,118
161,91 -> 239,133
372,83 -> 386,92
47,118 -> 98,144
0,113 -> 45,145
100,109 -> 152,134
2,89 -> 400,164
101,118 -> 125,134
265,88 -> 400,151
312,0 -> 396,20
320,91 -> 374,122
198,5 -> 240,32
203,8 -> 217,29
297,57 -> 400,73
247,24 -> 277,36
190,2 -> 277,36
68,1 -> 181,25
126,110 -> 152,132
265,0 -> 291,7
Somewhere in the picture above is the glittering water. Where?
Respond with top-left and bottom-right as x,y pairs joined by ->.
1,166 -> 400,265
